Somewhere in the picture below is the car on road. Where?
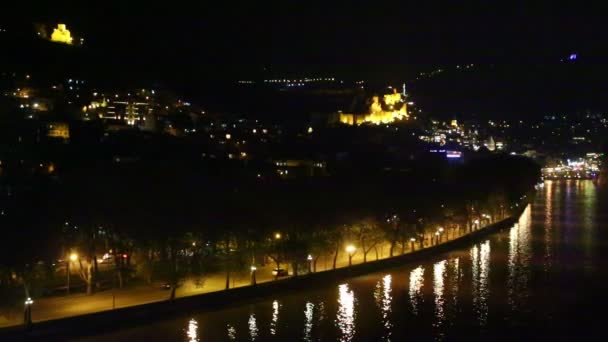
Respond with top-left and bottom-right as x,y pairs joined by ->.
272,268 -> 288,277
160,282 -> 172,290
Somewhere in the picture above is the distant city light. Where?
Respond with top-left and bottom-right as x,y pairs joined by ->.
446,152 -> 462,158
569,53 -> 577,60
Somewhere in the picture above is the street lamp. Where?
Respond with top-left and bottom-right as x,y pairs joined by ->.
435,231 -> 440,244
250,266 -> 257,286
410,237 -> 416,251
345,245 -> 356,266
67,252 -> 78,295
24,297 -> 33,329
274,233 -> 282,240
307,254 -> 313,273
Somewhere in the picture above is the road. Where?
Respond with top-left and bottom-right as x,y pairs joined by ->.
0,226 -> 473,328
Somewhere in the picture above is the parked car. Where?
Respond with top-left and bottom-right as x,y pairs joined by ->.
272,268 -> 288,277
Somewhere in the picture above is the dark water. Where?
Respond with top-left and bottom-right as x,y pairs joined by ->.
83,180 -> 608,341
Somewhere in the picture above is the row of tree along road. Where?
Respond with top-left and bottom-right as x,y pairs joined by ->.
0,153 -> 540,319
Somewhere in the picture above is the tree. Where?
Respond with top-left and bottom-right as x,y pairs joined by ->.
265,233 -> 287,278
327,225 -> 346,269
219,238 -> 248,290
352,218 -> 383,262
283,231 -> 309,277
307,229 -> 332,272
380,214 -> 400,257
154,236 -> 188,300
76,257 -> 94,296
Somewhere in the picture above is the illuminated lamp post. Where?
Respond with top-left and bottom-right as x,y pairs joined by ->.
438,227 -> 445,242
410,237 -> 416,251
346,245 -> 356,266
435,231 -> 440,245
250,266 -> 257,286
24,297 -> 33,329
307,254 -> 313,273
67,252 -> 78,295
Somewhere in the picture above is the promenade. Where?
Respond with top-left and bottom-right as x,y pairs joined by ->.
0,219 -> 501,330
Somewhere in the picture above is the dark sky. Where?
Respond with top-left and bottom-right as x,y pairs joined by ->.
4,1 -> 607,83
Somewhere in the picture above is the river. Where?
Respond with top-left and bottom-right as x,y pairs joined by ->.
82,180 -> 608,341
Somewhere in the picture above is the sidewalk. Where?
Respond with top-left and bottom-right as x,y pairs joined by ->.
0,226 -> 473,328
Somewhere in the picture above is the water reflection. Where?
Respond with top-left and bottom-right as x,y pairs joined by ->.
409,266 -> 425,315
544,181 -> 553,273
433,260 -> 447,334
248,312 -> 258,341
471,240 -> 490,326
336,283 -> 356,341
226,324 -> 236,341
186,318 -> 199,342
374,274 -> 393,340
507,206 -> 532,312
581,181 -> 596,269
317,301 -> 326,322
303,302 -> 314,341
449,258 -> 460,312
270,300 -> 280,335
95,182 -> 607,341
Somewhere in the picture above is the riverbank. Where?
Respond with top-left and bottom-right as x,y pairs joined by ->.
0,205 -> 527,340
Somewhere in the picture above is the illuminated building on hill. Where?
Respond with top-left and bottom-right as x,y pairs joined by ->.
47,122 -> 70,140
51,24 -> 73,45
338,89 -> 409,125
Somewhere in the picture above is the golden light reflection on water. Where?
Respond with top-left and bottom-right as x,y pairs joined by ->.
449,258 -> 460,309
248,312 -> 258,341
226,323 -> 236,340
507,205 -> 532,312
471,240 -> 490,326
303,302 -> 314,341
186,318 -> 199,342
374,274 -> 393,341
544,181 -> 553,273
270,300 -> 280,335
409,266 -> 425,315
336,284 -> 356,342
433,260 -> 447,331
581,181 -> 596,267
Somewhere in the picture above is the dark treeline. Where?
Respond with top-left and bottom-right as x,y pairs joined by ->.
0,152 -> 539,310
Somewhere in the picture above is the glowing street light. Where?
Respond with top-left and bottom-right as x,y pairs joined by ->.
67,252 -> 78,295
24,297 -> 33,328
410,237 -> 416,251
346,245 -> 356,266
307,254 -> 313,273
250,265 -> 257,285
274,233 -> 282,240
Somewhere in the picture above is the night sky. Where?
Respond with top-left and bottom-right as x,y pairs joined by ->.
1,0 -> 606,107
